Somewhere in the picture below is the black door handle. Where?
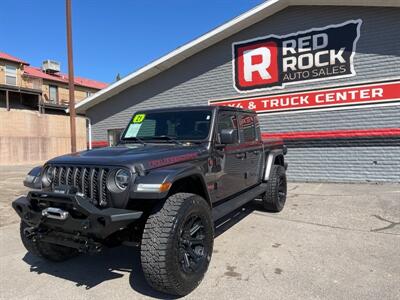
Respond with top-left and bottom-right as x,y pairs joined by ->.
235,153 -> 246,159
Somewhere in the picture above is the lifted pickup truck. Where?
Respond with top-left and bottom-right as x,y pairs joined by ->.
12,106 -> 287,296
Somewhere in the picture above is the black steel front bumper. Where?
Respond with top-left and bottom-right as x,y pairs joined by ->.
12,191 -> 143,241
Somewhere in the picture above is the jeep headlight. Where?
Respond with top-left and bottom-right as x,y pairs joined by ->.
115,169 -> 130,190
42,166 -> 55,187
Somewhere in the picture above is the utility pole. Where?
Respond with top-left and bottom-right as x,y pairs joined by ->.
66,0 -> 77,152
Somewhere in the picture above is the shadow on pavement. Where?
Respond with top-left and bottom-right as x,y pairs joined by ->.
22,200 -> 267,298
23,246 -> 176,299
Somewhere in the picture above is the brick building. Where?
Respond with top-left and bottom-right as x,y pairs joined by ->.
73,0 -> 400,183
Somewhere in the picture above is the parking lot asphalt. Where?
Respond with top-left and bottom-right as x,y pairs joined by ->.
0,165 -> 399,299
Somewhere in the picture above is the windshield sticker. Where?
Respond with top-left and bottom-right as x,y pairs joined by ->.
132,114 -> 146,123
125,123 -> 142,137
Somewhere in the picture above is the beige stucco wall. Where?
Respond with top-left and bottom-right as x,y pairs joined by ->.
0,109 -> 87,165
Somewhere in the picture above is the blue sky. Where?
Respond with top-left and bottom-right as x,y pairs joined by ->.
1,0 -> 264,83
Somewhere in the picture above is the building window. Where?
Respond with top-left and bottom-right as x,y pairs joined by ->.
107,128 -> 124,146
86,91 -> 93,98
49,85 -> 58,103
5,65 -> 17,86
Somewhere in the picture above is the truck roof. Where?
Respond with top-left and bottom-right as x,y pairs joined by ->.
136,105 -> 255,114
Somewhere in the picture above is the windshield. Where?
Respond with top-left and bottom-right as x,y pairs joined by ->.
122,110 -> 212,141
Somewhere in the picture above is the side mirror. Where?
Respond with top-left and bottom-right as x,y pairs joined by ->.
23,166 -> 42,189
219,128 -> 238,145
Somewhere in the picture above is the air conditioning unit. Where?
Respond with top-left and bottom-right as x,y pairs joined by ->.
42,60 -> 60,73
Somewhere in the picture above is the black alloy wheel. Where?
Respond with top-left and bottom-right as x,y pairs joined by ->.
178,214 -> 208,274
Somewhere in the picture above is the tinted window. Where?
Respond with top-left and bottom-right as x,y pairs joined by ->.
122,110 -> 212,141
240,114 -> 256,142
217,111 -> 238,143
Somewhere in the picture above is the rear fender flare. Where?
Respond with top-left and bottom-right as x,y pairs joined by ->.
263,150 -> 285,182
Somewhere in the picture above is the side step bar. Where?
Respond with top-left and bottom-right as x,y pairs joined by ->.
212,183 -> 267,221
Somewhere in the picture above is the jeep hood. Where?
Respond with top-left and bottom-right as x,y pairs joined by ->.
47,144 -> 206,170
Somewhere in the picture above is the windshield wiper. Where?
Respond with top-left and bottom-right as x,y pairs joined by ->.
120,136 -> 146,146
150,135 -> 184,145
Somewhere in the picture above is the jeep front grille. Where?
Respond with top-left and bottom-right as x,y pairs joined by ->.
52,166 -> 110,206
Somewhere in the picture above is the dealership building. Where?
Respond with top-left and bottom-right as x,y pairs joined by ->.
75,0 -> 400,183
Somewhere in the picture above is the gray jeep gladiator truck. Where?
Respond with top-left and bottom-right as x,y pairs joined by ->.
12,106 -> 287,296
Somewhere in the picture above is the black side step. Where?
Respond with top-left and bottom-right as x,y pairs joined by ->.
212,183 -> 266,221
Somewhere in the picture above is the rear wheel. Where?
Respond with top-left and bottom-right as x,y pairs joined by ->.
262,165 -> 287,212
141,193 -> 213,296
20,222 -> 78,262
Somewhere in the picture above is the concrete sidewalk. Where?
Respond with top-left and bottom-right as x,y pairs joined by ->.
0,167 -> 399,299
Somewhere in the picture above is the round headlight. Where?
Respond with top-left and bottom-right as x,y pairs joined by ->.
115,169 -> 130,190
42,167 -> 55,187
46,167 -> 55,181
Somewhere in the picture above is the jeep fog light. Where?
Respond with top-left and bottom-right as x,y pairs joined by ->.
115,169 -> 130,190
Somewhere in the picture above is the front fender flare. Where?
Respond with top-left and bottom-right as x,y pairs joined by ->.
131,163 -> 211,203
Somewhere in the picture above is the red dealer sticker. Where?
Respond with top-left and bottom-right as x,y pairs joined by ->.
210,80 -> 400,114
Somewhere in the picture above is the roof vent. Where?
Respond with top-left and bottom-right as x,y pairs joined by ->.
42,60 -> 60,74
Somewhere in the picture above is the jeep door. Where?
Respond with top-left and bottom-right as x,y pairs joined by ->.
238,113 -> 264,187
214,110 -> 246,201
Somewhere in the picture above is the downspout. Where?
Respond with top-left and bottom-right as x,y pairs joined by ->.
85,116 -> 92,150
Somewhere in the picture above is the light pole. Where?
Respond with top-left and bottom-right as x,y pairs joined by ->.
66,0 -> 77,153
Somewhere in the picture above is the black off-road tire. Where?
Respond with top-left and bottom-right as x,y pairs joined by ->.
262,165 -> 287,212
141,193 -> 214,296
20,221 -> 78,262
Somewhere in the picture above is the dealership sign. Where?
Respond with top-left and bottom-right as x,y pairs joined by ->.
210,80 -> 400,114
233,20 -> 362,92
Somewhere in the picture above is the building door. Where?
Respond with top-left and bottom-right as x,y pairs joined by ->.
107,128 -> 124,146
49,85 -> 58,103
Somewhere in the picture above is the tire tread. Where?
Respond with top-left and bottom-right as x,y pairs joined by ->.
141,192 -> 212,295
263,165 -> 287,212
